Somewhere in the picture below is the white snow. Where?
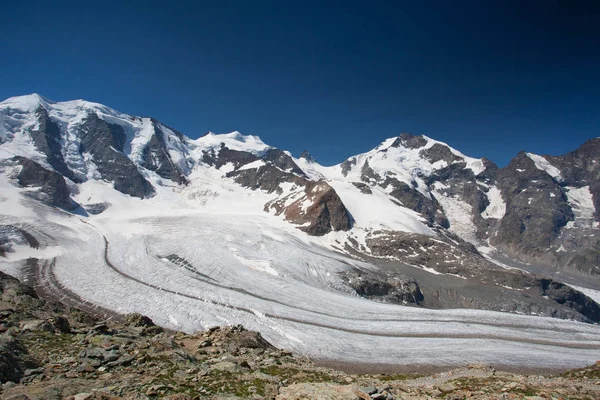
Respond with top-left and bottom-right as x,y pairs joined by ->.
326,180 -> 434,235
568,285 -> 600,304
481,186 -> 506,219
191,131 -> 270,156
526,153 -> 563,182
237,159 -> 266,171
434,193 -> 479,244
564,186 -> 597,229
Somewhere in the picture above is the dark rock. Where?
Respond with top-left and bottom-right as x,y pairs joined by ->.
391,133 -> 428,149
294,181 -> 353,236
340,270 -> 424,305
352,182 -> 372,194
209,325 -> 275,352
125,313 -> 156,328
385,177 -> 448,228
0,335 -> 37,383
263,148 -> 306,177
229,164 -> 304,194
51,316 -> 71,333
340,157 -> 357,176
419,143 -> 463,165
494,152 -> 573,253
29,106 -> 79,182
83,202 -> 110,215
360,160 -> 380,183
299,150 -> 315,162
140,121 -> 188,185
79,113 -> 154,198
202,145 -> 259,170
13,156 -> 78,210
0,271 -> 38,300
535,279 -> 600,322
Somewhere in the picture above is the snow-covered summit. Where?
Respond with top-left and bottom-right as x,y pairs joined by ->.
344,133 -> 485,181
191,131 -> 270,156
0,93 -> 127,121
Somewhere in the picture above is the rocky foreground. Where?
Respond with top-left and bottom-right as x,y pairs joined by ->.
0,271 -> 599,400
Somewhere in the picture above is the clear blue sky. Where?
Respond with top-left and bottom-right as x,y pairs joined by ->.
2,0 -> 598,166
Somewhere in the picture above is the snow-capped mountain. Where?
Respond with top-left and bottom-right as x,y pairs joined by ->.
1,94 -> 600,371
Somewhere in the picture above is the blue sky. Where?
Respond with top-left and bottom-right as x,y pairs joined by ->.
2,1 -> 598,166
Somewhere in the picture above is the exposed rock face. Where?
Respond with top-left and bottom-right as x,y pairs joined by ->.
204,143 -> 354,235
262,149 -> 307,177
351,182 -> 372,194
419,142 -> 463,165
548,137 -> 600,215
299,150 -> 315,162
359,230 -> 600,322
202,145 -> 260,169
394,132 -> 428,149
13,157 -> 77,211
494,152 -> 573,253
340,157 -> 357,176
140,122 -> 188,185
82,202 -> 110,215
229,163 -> 304,194
297,181 -> 353,235
385,177 -> 449,227
266,180 -> 353,235
339,270 -> 424,305
534,278 -> 600,322
29,107 -> 79,183
79,114 -> 154,199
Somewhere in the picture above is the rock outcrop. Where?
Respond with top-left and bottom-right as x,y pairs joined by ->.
13,157 -> 78,211
78,114 -> 155,199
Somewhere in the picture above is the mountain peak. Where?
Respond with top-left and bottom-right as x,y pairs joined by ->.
0,93 -> 52,112
384,133 -> 429,150
299,150 -> 315,162
193,131 -> 270,155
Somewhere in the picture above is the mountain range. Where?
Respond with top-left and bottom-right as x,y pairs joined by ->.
1,94 -> 599,370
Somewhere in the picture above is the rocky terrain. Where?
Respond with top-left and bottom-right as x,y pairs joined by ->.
1,271 -> 599,400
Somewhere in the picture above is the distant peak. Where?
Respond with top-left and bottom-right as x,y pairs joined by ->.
379,133 -> 428,150
193,130 -> 270,155
0,93 -> 52,111
396,133 -> 428,149
299,150 -> 315,162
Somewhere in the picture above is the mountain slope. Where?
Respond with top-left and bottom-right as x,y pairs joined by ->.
1,94 -> 600,371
